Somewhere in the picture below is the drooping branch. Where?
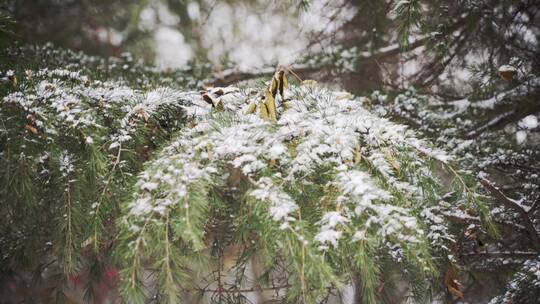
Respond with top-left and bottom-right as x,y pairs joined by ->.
480,178 -> 540,250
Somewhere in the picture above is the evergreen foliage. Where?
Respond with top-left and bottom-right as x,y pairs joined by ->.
117,82 -> 495,303
0,44 -> 197,302
1,0 -> 539,303
1,44 -> 495,303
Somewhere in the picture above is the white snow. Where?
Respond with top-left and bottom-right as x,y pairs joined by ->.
518,115 -> 538,130
314,229 -> 343,248
122,83 -> 453,256
516,130 -> 527,145
498,65 -> 516,73
250,178 -> 299,223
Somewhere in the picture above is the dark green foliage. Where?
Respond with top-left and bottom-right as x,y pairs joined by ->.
0,45 -> 193,301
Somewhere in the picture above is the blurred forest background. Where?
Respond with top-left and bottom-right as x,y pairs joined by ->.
1,0 -> 539,303
2,0 -> 539,93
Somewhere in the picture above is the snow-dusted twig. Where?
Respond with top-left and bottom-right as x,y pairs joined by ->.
480,178 -> 540,250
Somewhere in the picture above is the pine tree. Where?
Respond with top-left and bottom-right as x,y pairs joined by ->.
1,44 -> 496,303
1,0 -> 539,303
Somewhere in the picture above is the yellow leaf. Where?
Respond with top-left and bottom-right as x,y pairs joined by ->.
259,100 -> 269,120
271,67 -> 287,98
245,102 -> 257,114
249,66 -> 290,121
264,90 -> 277,122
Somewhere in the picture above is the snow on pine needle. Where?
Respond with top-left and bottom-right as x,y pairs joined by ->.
118,82 -> 488,302
0,47 -> 491,302
0,62 -> 194,275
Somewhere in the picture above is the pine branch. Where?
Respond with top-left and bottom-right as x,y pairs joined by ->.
480,178 -> 540,250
